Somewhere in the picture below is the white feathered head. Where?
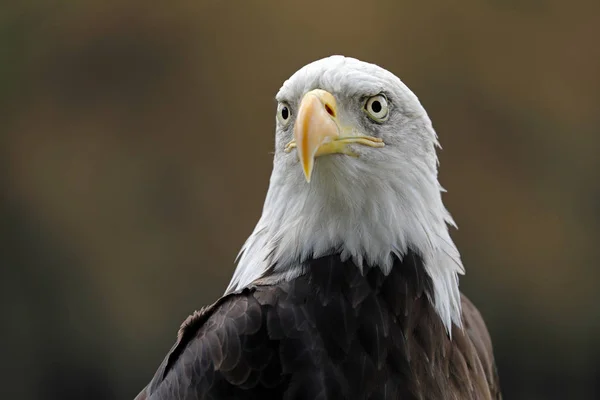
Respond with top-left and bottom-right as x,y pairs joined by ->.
227,56 -> 464,332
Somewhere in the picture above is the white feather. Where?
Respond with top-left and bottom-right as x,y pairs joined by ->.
225,56 -> 465,334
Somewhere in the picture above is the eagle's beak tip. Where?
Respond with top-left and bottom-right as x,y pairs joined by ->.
302,164 -> 313,183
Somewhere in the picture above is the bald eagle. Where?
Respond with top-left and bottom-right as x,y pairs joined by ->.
135,56 -> 502,400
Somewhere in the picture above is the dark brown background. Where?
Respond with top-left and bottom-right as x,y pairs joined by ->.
2,1 -> 599,399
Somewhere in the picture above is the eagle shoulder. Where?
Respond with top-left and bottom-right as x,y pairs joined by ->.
135,255 -> 502,400
136,287 -> 286,400
460,294 -> 502,400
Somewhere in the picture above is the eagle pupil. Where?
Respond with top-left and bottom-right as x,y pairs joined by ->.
371,101 -> 382,113
281,107 -> 289,119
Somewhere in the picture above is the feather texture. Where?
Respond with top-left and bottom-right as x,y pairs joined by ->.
136,252 -> 501,400
227,56 -> 464,332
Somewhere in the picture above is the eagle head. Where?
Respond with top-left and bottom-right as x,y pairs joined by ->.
228,56 -> 464,332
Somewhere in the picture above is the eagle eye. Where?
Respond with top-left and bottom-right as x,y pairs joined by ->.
277,102 -> 291,126
364,94 -> 389,122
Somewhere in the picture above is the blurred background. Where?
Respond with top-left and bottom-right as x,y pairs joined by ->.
1,0 -> 599,399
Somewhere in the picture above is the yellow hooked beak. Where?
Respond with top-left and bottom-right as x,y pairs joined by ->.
284,89 -> 385,182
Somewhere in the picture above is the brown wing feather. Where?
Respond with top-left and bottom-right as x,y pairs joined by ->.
461,294 -> 503,399
134,253 -> 502,400
133,291 -> 242,400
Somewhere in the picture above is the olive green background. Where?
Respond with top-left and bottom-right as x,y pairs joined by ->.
2,1 -> 599,399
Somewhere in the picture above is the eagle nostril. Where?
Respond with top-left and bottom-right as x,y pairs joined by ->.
324,104 -> 335,117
